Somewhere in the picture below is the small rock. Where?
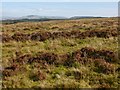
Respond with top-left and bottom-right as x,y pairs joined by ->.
55,74 -> 61,79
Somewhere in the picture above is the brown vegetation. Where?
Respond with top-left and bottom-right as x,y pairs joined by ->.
3,47 -> 117,78
2,29 -> 117,42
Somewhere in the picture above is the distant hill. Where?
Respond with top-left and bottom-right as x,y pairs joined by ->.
70,16 -> 103,19
2,15 -> 68,20
2,15 -> 105,21
1,15 -> 106,24
1,15 -> 68,24
21,15 -> 67,19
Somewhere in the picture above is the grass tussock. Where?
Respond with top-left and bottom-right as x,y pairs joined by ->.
2,18 -> 119,88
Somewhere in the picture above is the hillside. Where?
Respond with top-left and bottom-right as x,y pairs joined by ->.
1,15 -> 105,25
1,17 -> 119,88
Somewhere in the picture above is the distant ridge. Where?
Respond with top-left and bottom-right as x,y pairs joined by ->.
2,15 -> 68,20
1,15 -> 107,24
70,16 -> 103,19
1,15 -> 106,20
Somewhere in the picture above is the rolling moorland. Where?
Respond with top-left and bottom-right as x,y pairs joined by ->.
1,17 -> 120,88
1,15 -> 103,25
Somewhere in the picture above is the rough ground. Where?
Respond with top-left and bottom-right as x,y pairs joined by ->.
1,18 -> 120,88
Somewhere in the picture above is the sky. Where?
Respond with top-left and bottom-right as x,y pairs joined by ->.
1,0 -> 120,2
1,2 -> 118,17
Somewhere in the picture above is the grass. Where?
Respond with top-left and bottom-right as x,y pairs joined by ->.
2,62 -> 119,88
2,37 -> 118,64
2,17 -> 119,88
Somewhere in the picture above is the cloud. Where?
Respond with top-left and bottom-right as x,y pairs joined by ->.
34,8 -> 43,12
